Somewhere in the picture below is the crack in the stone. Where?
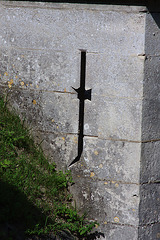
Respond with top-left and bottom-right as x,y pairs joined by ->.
139,221 -> 160,227
106,221 -> 138,228
141,180 -> 160,185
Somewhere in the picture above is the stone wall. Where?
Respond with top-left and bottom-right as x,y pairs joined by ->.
0,1 -> 159,239
139,12 -> 160,239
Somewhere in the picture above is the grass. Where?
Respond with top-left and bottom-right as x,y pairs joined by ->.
0,95 -> 96,240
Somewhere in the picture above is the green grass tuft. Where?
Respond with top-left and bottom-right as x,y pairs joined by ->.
0,95 -> 96,239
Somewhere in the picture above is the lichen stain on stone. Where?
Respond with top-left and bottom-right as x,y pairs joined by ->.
62,137 -> 65,141
111,181 -> 116,184
95,224 -> 99,228
90,172 -> 95,177
73,136 -> 78,144
15,75 -> 18,79
8,79 -> 14,88
4,72 -> 8,76
32,100 -> 36,104
94,150 -> 98,155
99,163 -> 103,168
8,83 -> 12,88
64,88 -> 66,92
104,182 -> 108,185
104,221 -> 107,224
157,233 -> 160,238
51,119 -> 54,123
132,209 -> 135,212
115,183 -> 119,187
114,217 -> 119,223
20,81 -> 24,86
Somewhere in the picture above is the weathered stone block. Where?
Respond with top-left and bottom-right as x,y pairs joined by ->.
83,137 -> 141,183
7,89 -> 44,129
6,48 -> 80,93
100,223 -> 138,240
143,56 -> 160,100
142,98 -> 160,141
33,131 -> 78,170
70,178 -> 139,226
139,183 -> 160,225
138,223 -> 160,240
84,95 -> 142,141
141,141 -> 160,183
145,13 -> 160,56
86,53 -> 144,99
39,91 -> 79,134
8,89 -> 78,134
5,3 -> 145,54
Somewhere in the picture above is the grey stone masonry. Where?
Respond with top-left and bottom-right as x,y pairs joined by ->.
0,1 -> 159,239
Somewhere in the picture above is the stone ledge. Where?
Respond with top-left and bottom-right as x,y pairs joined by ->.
0,1 -> 147,13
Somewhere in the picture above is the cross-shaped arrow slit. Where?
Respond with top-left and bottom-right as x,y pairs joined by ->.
69,50 -> 92,167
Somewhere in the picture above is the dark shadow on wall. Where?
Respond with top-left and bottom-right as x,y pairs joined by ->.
2,0 -> 147,6
0,179 -> 105,240
4,0 -> 160,12
86,231 -> 105,239
0,179 -> 48,240
150,13 -> 160,28
147,0 -> 160,12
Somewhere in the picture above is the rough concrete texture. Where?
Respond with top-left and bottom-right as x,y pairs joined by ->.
0,1 -> 159,239
4,88 -> 78,134
138,223 -> 160,240
34,131 -> 78,171
70,177 -> 139,226
139,183 -> 160,225
84,95 -> 142,141
145,13 -> 160,56
8,48 -> 80,93
140,141 -> 160,183
86,53 -> 144,99
83,137 -> 141,183
139,12 -> 160,238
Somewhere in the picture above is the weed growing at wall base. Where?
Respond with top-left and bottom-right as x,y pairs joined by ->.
0,95 -> 97,239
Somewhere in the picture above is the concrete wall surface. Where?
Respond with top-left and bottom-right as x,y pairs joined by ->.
0,1 -> 159,239
138,12 -> 160,239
